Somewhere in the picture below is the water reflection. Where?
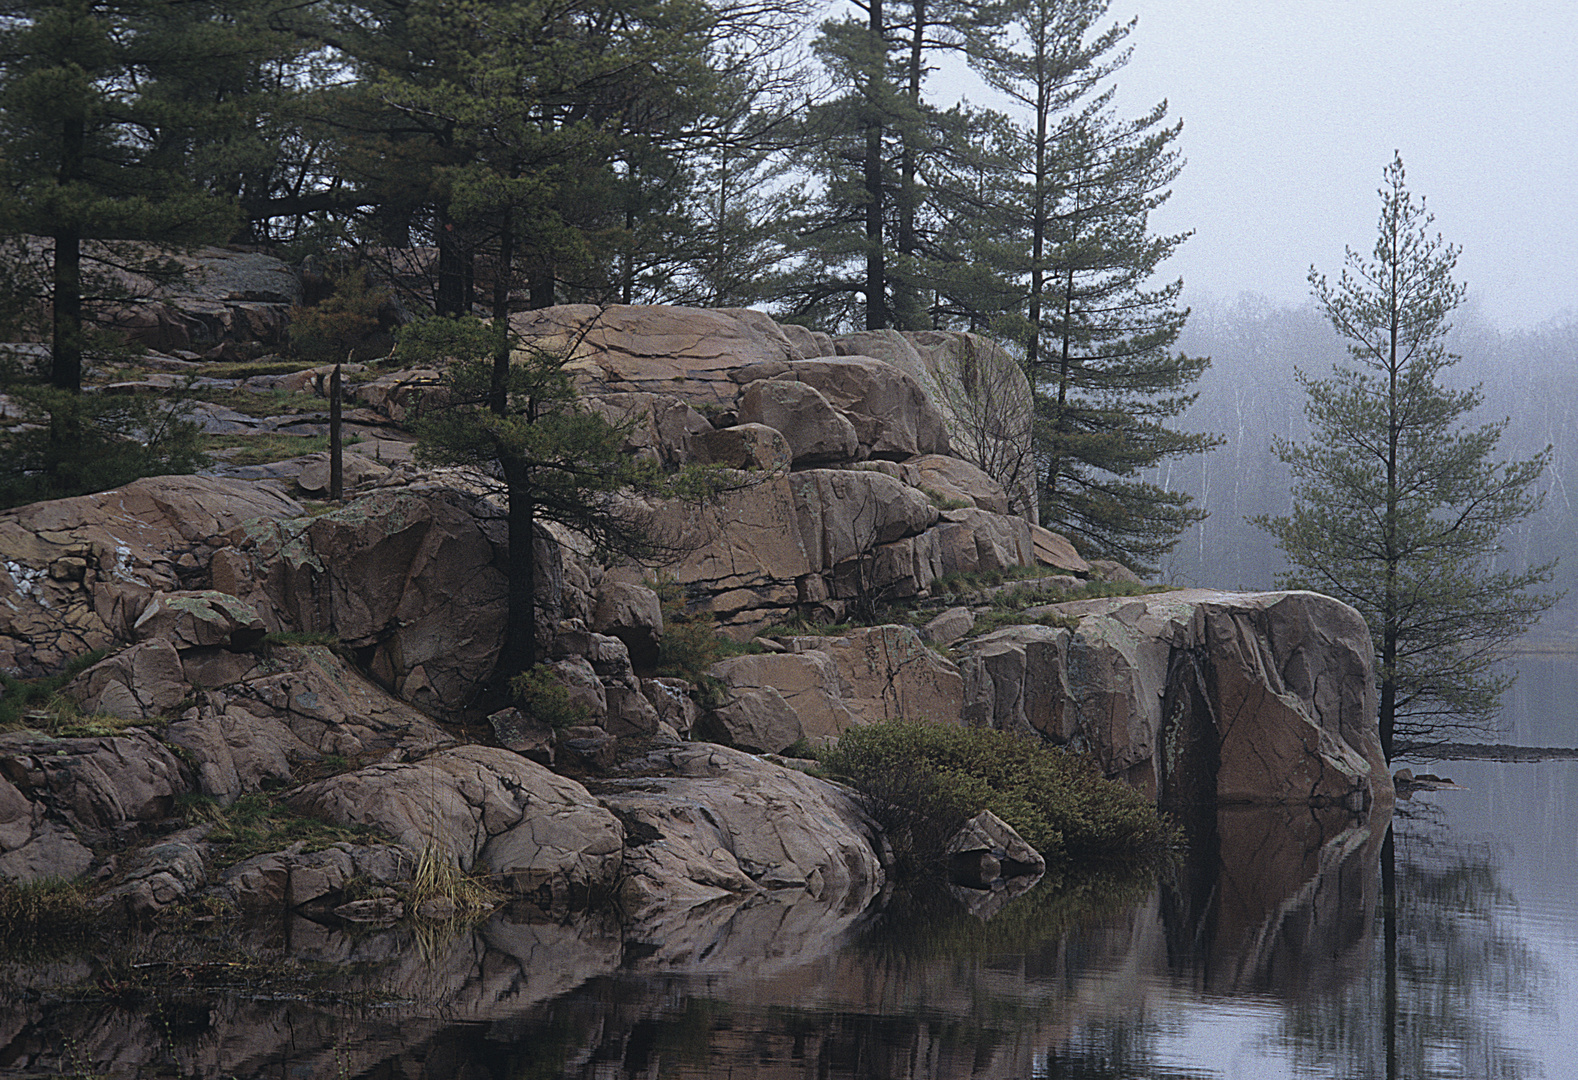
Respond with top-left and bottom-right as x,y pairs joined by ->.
3,760 -> 1574,1078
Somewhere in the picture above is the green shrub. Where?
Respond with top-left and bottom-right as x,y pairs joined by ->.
289,266 -> 391,363
651,576 -> 753,682
821,720 -> 1172,867
509,663 -> 590,730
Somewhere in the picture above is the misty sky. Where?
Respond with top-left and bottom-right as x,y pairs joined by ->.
1092,0 -> 1578,329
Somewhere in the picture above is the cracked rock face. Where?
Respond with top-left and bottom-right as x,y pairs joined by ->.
290,746 -> 624,899
214,487 -> 512,713
0,475 -> 304,677
596,743 -> 885,929
956,589 -> 1392,809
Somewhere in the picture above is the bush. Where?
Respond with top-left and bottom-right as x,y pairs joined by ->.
821,720 -> 1172,867
509,663 -> 590,730
288,265 -> 391,363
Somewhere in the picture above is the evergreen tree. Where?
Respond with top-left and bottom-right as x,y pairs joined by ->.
320,0 -> 745,315
1255,154 -> 1558,760
0,0 -> 243,390
402,315 -> 735,687
968,0 -> 1215,572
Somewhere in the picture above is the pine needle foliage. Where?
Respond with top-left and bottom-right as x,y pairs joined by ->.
1255,154 -> 1559,759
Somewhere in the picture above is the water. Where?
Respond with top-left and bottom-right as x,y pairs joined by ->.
4,660 -> 1577,1079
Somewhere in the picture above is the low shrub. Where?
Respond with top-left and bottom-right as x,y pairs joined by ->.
821,720 -> 1173,868
509,663 -> 590,730
651,576 -> 754,682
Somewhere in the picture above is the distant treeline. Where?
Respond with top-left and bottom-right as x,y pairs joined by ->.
1157,294 -> 1578,636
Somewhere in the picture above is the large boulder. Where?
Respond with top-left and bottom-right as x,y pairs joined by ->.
213,488 -> 510,712
130,589 -> 266,651
0,475 -> 304,677
290,745 -> 624,899
596,743 -> 884,918
899,454 -> 1012,514
0,729 -> 187,842
510,304 -> 798,404
785,625 -> 966,726
735,379 -> 859,464
700,650 -> 857,753
65,639 -> 190,721
582,391 -> 712,467
84,244 -> 301,352
779,357 -> 949,459
163,645 -> 454,805
956,590 -> 1392,809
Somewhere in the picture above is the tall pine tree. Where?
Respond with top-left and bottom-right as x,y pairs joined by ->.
1256,155 -> 1558,759
0,0 -> 245,390
969,0 -> 1216,572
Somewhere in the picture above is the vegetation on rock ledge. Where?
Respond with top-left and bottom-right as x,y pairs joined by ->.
821,720 -> 1173,871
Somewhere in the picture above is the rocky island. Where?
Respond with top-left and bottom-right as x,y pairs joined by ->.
0,255 -> 1394,1074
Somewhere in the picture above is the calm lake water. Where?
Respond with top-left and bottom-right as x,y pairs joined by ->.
3,659 -> 1576,1079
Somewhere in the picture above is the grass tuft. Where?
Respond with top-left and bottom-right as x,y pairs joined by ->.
409,842 -> 503,920
186,791 -> 381,864
0,648 -> 109,732
0,877 -> 92,949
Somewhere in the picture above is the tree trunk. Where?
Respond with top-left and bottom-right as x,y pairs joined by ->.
328,363 -> 343,501
528,258 -> 555,309
492,210 -> 516,415
894,0 -> 924,330
50,230 -> 82,392
436,213 -> 469,316
863,0 -> 888,331
501,456 -> 538,679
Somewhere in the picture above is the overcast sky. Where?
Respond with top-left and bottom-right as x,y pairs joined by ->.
1064,0 -> 1578,329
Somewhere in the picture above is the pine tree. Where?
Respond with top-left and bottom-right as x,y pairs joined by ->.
0,0 -> 243,390
968,0 -> 1216,572
402,315 -> 737,686
1255,154 -> 1559,760
321,0 -> 738,315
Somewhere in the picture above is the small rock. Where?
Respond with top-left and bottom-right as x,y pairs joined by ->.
415,896 -> 456,921
921,606 -> 975,646
489,707 -> 555,766
333,897 -> 404,923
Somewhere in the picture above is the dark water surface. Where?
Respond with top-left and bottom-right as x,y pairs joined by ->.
4,660 -> 1576,1079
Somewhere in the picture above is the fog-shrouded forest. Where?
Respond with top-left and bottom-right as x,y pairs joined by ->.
1156,293 -> 1578,643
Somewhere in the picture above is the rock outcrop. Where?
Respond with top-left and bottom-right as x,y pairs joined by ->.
596,743 -> 884,921
290,745 -> 625,899
0,475 -> 304,677
956,589 -> 1390,809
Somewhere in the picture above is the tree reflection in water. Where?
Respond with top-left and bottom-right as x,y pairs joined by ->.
0,794 -> 1557,1078
1276,802 -> 1549,1080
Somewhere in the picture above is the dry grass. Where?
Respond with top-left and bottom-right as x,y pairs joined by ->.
408,842 -> 504,921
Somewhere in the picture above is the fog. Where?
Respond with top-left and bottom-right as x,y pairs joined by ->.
1110,0 -> 1578,330
1156,296 -> 1578,641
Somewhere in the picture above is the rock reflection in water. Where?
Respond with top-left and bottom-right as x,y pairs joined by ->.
0,803 -> 1395,1079
1161,801 -> 1385,997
